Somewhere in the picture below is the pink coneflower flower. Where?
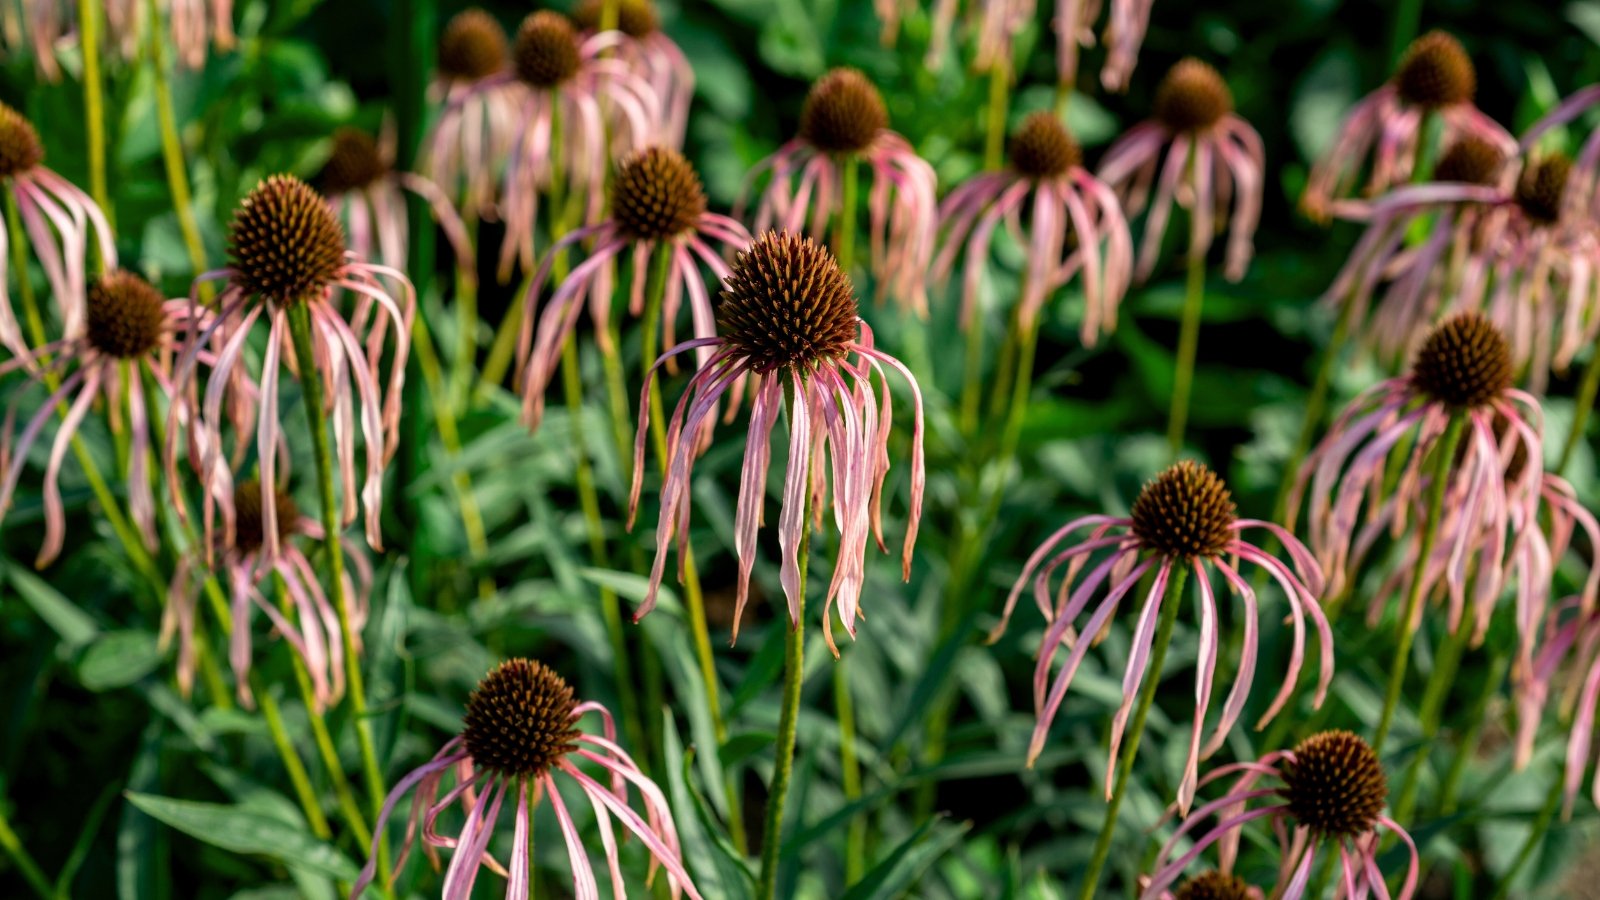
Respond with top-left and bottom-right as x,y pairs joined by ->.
1292,313 -> 1544,632
164,480 -> 371,710
424,8 -> 518,221
935,111 -> 1132,342
1302,31 -> 1514,222
1140,731 -> 1419,899
353,659 -> 702,899
0,102 -> 116,361
165,174 -> 415,559
1052,0 -> 1153,93
9,0 -> 233,77
476,11 -> 661,280
516,146 -> 752,430
1098,58 -> 1265,282
629,231 -> 924,651
740,68 -> 938,315
989,460 -> 1329,811
1513,594 -> 1600,815
317,127 -> 472,275
0,271 -> 191,565
571,0 -> 693,148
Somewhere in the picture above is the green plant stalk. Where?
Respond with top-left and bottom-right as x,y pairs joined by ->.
449,214 -> 481,412
758,408 -> 810,900
1438,648 -> 1509,816
958,309 -> 987,437
638,248 -> 747,852
835,156 -> 859,275
192,628 -> 232,711
1166,242 -> 1207,457
1390,606 -> 1476,826
146,0 -> 207,282
0,803 -> 53,900
835,650 -> 866,883
983,64 -> 1009,172
1558,346 -> 1600,475
1373,412 -> 1466,754
1388,0 -> 1425,70
1491,775 -> 1564,900
284,303 -> 388,871
255,676 -> 333,839
1078,565 -> 1190,900
77,0 -> 111,224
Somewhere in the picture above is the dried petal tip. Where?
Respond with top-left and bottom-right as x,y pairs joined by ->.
1281,730 -> 1387,838
1008,112 -> 1081,181
717,231 -> 858,373
86,270 -> 166,359
799,68 -> 887,155
231,480 -> 300,555
1394,31 -> 1475,108
1432,135 -> 1505,186
318,129 -> 386,195
573,0 -> 658,37
1174,871 -> 1256,900
613,147 -> 706,242
514,11 -> 581,89
1129,461 -> 1237,561
1153,59 -> 1233,134
1514,154 -> 1571,226
462,659 -> 581,777
0,102 -> 43,179
227,175 -> 347,304
1411,311 -> 1512,408
438,8 -> 508,82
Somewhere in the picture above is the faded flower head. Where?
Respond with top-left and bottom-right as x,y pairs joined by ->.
1153,58 -> 1233,134
612,146 -> 707,242
1129,460 -> 1238,561
716,231 -> 860,372
1280,730 -> 1388,839
1394,30 -> 1475,109
85,270 -> 166,360
513,10 -> 582,88
799,67 -> 888,155
461,659 -> 583,777
573,0 -> 660,37
438,8 -> 508,82
1410,311 -> 1514,408
318,129 -> 387,196
1007,111 -> 1082,181
227,175 -> 347,305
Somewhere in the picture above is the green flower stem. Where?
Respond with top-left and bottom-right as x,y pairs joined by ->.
1373,411 -> 1466,754
284,302 -> 387,870
77,0 -> 111,225
192,628 -> 232,711
1389,0 -> 1425,71
1492,774 -> 1565,899
983,64 -> 1009,172
958,308 -> 987,437
834,155 -> 859,275
1078,564 -> 1190,900
1166,239 -> 1207,457
1558,346 -> 1600,475
255,674 -> 333,839
449,214 -> 481,412
145,0 -> 208,284
1390,605 -> 1477,826
0,803 -> 52,900
835,650 -> 866,883
1437,648 -> 1510,816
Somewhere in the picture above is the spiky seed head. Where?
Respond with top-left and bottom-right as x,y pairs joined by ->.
1431,135 -> 1505,186
1008,112 -> 1081,181
230,480 -> 300,555
1153,59 -> 1233,134
799,68 -> 887,155
1129,461 -> 1238,560
1174,871 -> 1256,900
1394,31 -> 1475,108
462,659 -> 582,777
318,129 -> 386,195
514,11 -> 581,89
1411,312 -> 1513,409
86,270 -> 167,359
716,231 -> 858,373
572,0 -> 659,37
612,147 -> 706,242
438,9 -> 508,82
1514,154 -> 1571,226
1281,730 -> 1388,839
227,175 -> 347,305
0,102 -> 43,179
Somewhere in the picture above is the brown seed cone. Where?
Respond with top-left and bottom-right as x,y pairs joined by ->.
1281,730 -> 1388,838
438,9 -> 508,82
1129,461 -> 1238,561
1432,135 -> 1505,186
1008,112 -> 1081,181
716,231 -> 859,373
1515,154 -> 1571,226
1154,59 -> 1233,134
318,129 -> 386,196
1411,311 -> 1513,409
613,147 -> 706,242
462,659 -> 582,777
514,11 -> 581,89
231,480 -> 300,555
572,0 -> 659,38
86,270 -> 167,359
227,175 -> 347,305
799,68 -> 887,155
1174,871 -> 1256,900
1394,31 -> 1475,108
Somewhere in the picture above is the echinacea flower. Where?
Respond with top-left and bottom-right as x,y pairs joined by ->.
1053,0 -> 1154,93
571,0 -> 693,148
1140,731 -> 1418,899
317,126 -> 472,276
988,460 -> 1329,811
1302,30 -> 1514,221
629,231 -> 925,651
1511,594 -> 1600,815
0,102 -> 116,361
0,270 -> 191,565
934,111 -> 1132,342
516,146 -> 752,430
1098,58 -> 1265,282
740,68 -> 938,315
164,480 -> 371,710
424,8 -> 518,221
166,174 -> 415,559
474,11 -> 661,279
10,0 -> 234,79
922,0 -> 1033,74
353,659 -> 702,899
1292,313 -> 1544,642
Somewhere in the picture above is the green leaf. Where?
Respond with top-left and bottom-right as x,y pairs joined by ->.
77,630 -> 162,691
8,563 -> 98,649
124,793 -> 359,881
838,815 -> 972,899
661,716 -> 755,899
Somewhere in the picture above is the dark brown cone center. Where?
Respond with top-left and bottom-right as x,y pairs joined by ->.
1153,59 -> 1233,134
1281,730 -> 1387,839
1431,135 -> 1504,186
1515,155 -> 1571,226
514,12 -> 582,89
799,68 -> 888,156
613,147 -> 707,242
1008,112 -> 1081,181
1394,31 -> 1476,108
1128,461 -> 1237,560
318,129 -> 387,196
438,9 -> 508,82
231,481 -> 300,555
715,231 -> 859,373
227,175 -> 347,305
0,103 -> 43,179
1411,311 -> 1513,409
461,659 -> 582,777
86,270 -> 167,359
1174,871 -> 1256,900
572,0 -> 659,37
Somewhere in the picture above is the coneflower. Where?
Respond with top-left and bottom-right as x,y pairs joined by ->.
740,68 -> 938,315
1052,0 -> 1154,92
0,102 -> 116,362
13,0 -> 235,77
630,230 -> 924,650
571,0 -> 693,147
317,126 -> 472,275
1140,731 -> 1418,899
424,8 -> 518,221
353,659 -> 702,899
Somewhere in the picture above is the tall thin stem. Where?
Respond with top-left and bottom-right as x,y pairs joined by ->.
1166,241 -> 1207,456
77,0 -> 111,224
145,0 -> 207,281
1078,565 -> 1190,900
1373,412 -> 1465,753
255,678 -> 333,839
983,64 -> 1010,172
284,303 -> 388,871
958,310 -> 987,437
1558,346 -> 1600,474
834,156 -> 859,275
